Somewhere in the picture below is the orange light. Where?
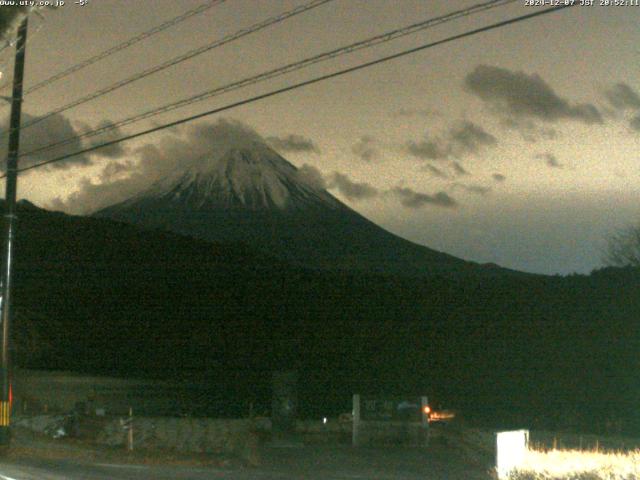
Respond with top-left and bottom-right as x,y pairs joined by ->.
423,405 -> 431,415
429,410 -> 456,422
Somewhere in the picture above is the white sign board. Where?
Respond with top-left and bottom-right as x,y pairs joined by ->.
496,429 -> 529,479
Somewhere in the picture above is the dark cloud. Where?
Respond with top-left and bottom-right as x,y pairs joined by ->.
296,165 -> 379,201
1,113 -> 127,173
492,173 -> 506,182
452,183 -> 491,195
451,161 -> 469,176
421,162 -> 468,179
70,119 -> 128,160
465,65 -> 602,124
605,83 -> 640,110
501,117 -> 558,143
406,138 -> 447,160
298,164 -> 457,209
266,134 -> 319,153
298,165 -> 458,208
546,157 -> 562,168
535,152 -> 562,168
51,118 -> 265,214
449,121 -> 497,153
467,185 -> 490,195
630,114 -> 640,132
98,160 -> 135,183
188,119 -> 264,149
53,118 -> 458,215
326,172 -> 457,209
391,187 -> 457,209
405,121 -> 497,165
295,164 -> 327,190
327,172 -> 378,201
55,119 -> 380,214
423,164 -> 449,179
13,114 -> 90,169
351,135 -> 379,162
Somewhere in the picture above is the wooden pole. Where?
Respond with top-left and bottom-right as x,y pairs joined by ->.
0,15 -> 28,448
127,407 -> 133,451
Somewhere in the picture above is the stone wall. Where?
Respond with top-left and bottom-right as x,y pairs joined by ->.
16,412 -> 435,452
296,418 -> 352,444
98,417 -> 257,454
14,414 -> 261,463
99,417 -> 353,450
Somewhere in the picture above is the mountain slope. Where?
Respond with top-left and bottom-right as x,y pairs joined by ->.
6,200 -> 640,430
95,140 -> 508,277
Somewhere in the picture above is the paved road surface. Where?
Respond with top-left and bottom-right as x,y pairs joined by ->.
0,445 -> 493,479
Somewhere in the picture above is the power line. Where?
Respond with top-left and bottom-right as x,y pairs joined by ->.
21,0 -> 515,160
0,40 -> 16,67
0,39 -> 12,57
0,0 -> 227,96
9,4 -> 576,177
10,0 -> 334,136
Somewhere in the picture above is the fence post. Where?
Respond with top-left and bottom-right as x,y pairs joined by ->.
127,407 -> 133,452
352,394 -> 360,447
420,396 -> 429,447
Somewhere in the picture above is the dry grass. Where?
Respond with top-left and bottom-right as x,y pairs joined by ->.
508,448 -> 640,479
529,431 -> 640,453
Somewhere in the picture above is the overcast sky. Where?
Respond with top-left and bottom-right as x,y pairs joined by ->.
0,0 -> 638,275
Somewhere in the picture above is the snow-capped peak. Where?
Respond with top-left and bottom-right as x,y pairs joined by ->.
133,140 -> 339,211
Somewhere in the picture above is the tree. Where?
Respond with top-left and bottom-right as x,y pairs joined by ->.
604,225 -> 640,267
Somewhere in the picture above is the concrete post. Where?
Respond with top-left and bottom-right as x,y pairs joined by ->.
352,394 -> 360,447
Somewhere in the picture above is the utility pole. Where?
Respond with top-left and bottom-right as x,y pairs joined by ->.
0,15 -> 28,448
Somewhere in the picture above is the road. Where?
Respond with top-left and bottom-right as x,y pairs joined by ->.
0,445 -> 493,479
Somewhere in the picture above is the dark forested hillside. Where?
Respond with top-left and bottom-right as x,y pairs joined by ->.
6,201 -> 640,433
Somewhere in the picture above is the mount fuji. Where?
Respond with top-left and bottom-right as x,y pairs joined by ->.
95,138 -> 504,276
